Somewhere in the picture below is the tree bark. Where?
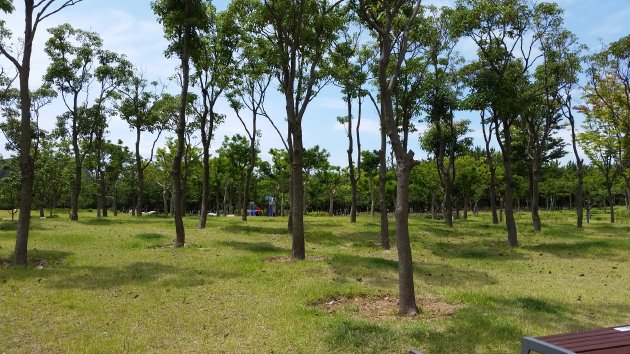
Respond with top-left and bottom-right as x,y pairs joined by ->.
394,162 -> 417,315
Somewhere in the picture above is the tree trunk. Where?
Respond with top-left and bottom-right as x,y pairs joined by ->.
346,92 -> 358,223
172,1 -> 191,247
135,127 -> 144,217
112,187 -> 118,216
290,126 -> 305,260
502,155 -> 518,247
530,161 -> 541,233
70,159 -> 81,221
607,185 -> 615,223
378,122 -> 389,250
241,111 -> 257,223
463,194 -> 469,220
198,137 -> 210,228
39,200 -> 44,218
328,191 -> 334,216
99,170 -> 107,217
394,161 -> 418,316
444,182 -> 453,227
369,174 -> 375,217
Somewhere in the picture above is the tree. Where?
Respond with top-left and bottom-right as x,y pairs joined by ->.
44,23 -> 103,221
357,0 -> 422,316
330,21 -> 367,223
119,72 -> 169,217
192,2 -> 235,228
258,0 -> 344,259
580,35 -> 630,221
90,50 -> 131,217
227,0 -> 272,222
152,0 -> 209,246
0,0 -> 85,265
520,3 -> 572,232
457,0 -> 545,247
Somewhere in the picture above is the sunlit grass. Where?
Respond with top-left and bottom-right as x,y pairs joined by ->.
0,207 -> 629,353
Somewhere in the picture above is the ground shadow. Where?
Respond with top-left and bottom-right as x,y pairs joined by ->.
222,223 -> 288,236
49,261 -> 242,290
216,240 -> 288,254
0,249 -> 74,280
428,240 -> 526,260
327,253 -> 497,288
522,239 -> 628,259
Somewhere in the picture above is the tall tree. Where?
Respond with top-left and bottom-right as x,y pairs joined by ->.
227,0 -> 272,222
330,22 -> 367,223
521,3 -> 572,232
89,51 -> 131,217
0,0 -> 84,265
357,0 -> 422,316
192,2 -> 235,228
119,72 -> 169,217
457,0 -> 544,247
258,0 -> 344,259
44,23 -> 103,221
152,0 -> 209,246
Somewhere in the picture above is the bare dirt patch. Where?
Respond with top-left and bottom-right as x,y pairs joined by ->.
312,293 -> 461,320
265,255 -> 327,263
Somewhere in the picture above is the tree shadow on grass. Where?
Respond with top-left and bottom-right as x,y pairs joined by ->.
48,261 -> 242,289
0,249 -> 73,280
222,223 -> 288,236
428,240 -> 526,260
522,239 -> 628,260
215,240 -> 288,254
307,230 -> 382,249
411,295 -> 571,353
326,318 -> 395,353
327,254 -> 497,288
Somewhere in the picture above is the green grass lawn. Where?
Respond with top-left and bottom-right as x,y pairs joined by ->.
1,208 -> 629,353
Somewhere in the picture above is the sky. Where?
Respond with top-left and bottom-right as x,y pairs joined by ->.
1,0 -> 629,167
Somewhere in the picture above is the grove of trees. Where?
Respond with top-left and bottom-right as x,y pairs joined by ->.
1,0 -> 628,315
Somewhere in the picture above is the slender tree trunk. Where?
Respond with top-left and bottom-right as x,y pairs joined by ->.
463,194 -> 469,220
607,184 -> 615,223
163,189 -> 169,216
198,136 -> 210,228
502,154 -> 518,247
39,200 -> 44,218
135,127 -> 144,217
112,187 -> 118,216
328,191 -> 334,216
291,126 -> 305,259
346,93 -> 358,223
172,1 -> 191,247
531,161 -> 541,233
443,180 -> 453,227
379,121 -> 389,250
70,159 -> 81,221
368,174 -> 375,217
241,111 -> 257,222
99,170 -> 107,217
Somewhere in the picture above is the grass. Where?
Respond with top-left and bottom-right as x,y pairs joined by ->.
1,208 -> 629,353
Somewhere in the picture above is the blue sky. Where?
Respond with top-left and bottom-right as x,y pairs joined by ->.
2,0 -> 629,166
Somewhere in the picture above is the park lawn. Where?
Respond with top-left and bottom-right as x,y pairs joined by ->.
1,209 -> 629,353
